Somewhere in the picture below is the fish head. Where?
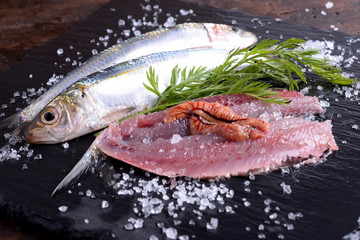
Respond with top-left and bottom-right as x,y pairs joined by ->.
21,87 -> 95,144
204,23 -> 258,49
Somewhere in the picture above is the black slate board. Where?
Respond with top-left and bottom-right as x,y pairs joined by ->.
1,0 -> 360,239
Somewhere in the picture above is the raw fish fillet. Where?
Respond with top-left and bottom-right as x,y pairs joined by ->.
95,92 -> 337,178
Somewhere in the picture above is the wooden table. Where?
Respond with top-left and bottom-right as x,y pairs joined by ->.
0,0 -> 358,239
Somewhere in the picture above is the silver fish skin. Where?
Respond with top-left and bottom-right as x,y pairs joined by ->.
0,23 -> 257,129
23,48 -> 235,144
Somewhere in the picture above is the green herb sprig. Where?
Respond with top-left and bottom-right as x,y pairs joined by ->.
142,38 -> 355,113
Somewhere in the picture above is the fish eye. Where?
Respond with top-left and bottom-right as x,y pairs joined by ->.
40,107 -> 59,125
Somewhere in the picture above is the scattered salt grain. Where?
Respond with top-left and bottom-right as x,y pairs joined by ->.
325,1 -> 334,9
134,218 -> 144,228
62,142 -> 69,149
178,235 -> 190,240
352,124 -> 359,130
258,233 -> 266,239
102,200 -> 109,209
124,223 -> 134,230
84,218 -> 89,224
165,227 -> 178,239
278,233 -> 285,239
269,213 -> 278,220
258,224 -> 265,231
170,134 -> 182,144
58,205 -> 68,212
321,10 -> 327,16
305,8 -> 310,12
280,182 -> 292,194
149,235 -> 159,240
118,19 -> 126,26
320,100 -> 330,108
57,48 -> 64,55
22,164 -> 28,170
206,217 -> 219,230
288,212 -> 304,220
33,154 -> 42,160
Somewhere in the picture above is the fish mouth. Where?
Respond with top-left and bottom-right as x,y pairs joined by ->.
17,122 -> 60,144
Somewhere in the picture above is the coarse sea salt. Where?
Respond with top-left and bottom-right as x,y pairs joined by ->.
165,227 -> 178,240
58,205 -> 68,212
206,217 -> 219,230
325,1 -> 334,9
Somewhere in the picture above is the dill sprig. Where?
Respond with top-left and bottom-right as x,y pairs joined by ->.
142,38 -> 355,112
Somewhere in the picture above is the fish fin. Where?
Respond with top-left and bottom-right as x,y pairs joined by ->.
0,112 -> 21,129
51,144 -> 99,197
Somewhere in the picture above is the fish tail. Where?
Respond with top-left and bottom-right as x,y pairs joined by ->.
51,143 -> 100,197
0,112 -> 21,129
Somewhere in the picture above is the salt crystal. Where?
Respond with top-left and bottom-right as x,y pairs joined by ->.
163,16 -> 176,28
22,164 -> 28,170
264,199 -> 272,206
57,48 -> 64,55
124,223 -> 134,230
149,235 -> 159,240
258,233 -> 266,239
320,100 -> 330,108
102,200 -> 109,209
58,205 -> 68,212
280,182 -> 292,194
165,227 -> 178,239
206,217 -> 218,230
325,1 -> 334,9
157,222 -> 165,228
258,224 -> 265,231
321,10 -> 327,16
288,212 -> 303,220
179,235 -> 190,240
269,213 -> 278,219
84,218 -> 89,224
123,29 -> 131,37
92,49 -> 98,55
179,9 -> 191,16
352,124 -> 359,130
170,134 -> 182,144
244,201 -> 251,207
62,142 -> 69,149
34,154 -> 42,160
118,19 -> 126,26
134,218 -> 144,228
305,8 -> 310,12
278,233 -> 285,239
86,189 -> 92,197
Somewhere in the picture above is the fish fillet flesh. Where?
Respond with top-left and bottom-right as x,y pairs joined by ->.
95,92 -> 337,178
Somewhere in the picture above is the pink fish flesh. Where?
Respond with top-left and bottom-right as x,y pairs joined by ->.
95,92 -> 337,178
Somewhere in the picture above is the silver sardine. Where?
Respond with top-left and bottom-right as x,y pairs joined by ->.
23,48 -> 235,144
0,23 -> 257,129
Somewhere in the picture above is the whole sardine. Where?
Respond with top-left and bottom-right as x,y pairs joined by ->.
0,23 -> 257,130
22,48 -> 235,144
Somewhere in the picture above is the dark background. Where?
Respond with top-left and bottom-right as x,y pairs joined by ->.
0,0 -> 359,239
